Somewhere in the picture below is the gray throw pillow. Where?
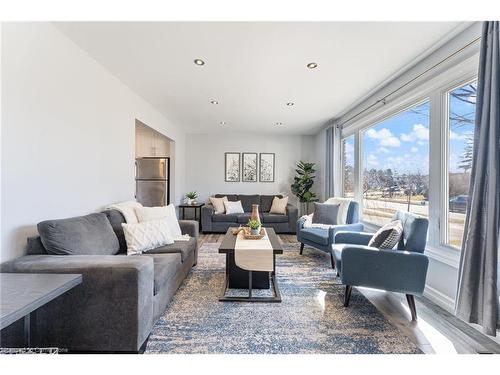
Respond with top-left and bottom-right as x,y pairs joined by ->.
312,203 -> 340,225
368,220 -> 403,249
38,213 -> 120,255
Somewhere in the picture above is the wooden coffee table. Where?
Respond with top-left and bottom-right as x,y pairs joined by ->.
218,227 -> 283,303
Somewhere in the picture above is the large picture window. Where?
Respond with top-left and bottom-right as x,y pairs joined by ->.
447,81 -> 477,249
362,101 -> 430,226
342,135 -> 355,198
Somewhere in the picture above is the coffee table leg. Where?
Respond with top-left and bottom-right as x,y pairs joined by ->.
248,271 -> 252,298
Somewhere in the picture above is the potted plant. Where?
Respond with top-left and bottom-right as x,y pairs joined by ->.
247,219 -> 261,235
291,161 -> 319,215
185,191 -> 198,205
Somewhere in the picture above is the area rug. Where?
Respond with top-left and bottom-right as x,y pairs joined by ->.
145,242 -> 422,354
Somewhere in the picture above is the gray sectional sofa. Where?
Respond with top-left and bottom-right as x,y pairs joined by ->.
201,194 -> 298,233
0,209 -> 198,353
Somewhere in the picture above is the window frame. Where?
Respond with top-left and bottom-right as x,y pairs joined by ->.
441,77 -> 478,250
359,98 -> 431,227
339,53 -> 479,267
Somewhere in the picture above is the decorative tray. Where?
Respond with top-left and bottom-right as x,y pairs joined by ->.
232,226 -> 266,240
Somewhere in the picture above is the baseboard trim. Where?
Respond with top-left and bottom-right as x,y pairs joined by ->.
423,285 -> 456,313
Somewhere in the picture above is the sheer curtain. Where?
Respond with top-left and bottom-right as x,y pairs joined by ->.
455,21 -> 499,336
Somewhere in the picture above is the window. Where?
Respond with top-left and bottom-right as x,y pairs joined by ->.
447,81 -> 477,249
342,135 -> 355,198
362,101 -> 430,226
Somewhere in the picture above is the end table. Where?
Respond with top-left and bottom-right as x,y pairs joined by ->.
179,202 -> 205,231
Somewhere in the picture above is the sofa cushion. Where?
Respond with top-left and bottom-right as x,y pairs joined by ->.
38,213 -> 120,256
213,214 -> 238,222
209,196 -> 228,214
312,202 -> 340,225
102,209 -> 127,254
262,213 -> 289,223
145,237 -> 196,262
238,195 -> 260,212
368,220 -> 403,249
224,200 -> 245,214
300,227 -> 330,246
270,196 -> 289,215
215,194 -> 238,202
122,219 -> 175,255
141,253 -> 182,295
26,236 -> 47,255
260,195 -> 283,212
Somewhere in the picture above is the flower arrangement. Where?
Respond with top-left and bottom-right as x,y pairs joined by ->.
247,219 -> 261,235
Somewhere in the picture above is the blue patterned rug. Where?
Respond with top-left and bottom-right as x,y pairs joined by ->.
145,242 -> 421,354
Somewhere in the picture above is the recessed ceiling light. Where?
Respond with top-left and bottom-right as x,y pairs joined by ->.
194,58 -> 205,66
307,62 -> 318,69
210,100 -> 219,105
275,122 -> 283,126
220,121 -> 226,125
286,102 -> 295,106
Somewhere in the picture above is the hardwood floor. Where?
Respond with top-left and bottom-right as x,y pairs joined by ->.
197,233 -> 500,354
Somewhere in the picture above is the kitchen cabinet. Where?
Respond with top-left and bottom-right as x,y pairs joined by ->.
135,122 -> 170,157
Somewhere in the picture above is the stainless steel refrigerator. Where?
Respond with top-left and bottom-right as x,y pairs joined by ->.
135,157 -> 170,207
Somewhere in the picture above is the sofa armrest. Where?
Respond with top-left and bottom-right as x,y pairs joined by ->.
201,204 -> 214,233
297,215 -> 307,232
286,204 -> 298,232
340,246 -> 429,295
0,255 -> 154,352
328,223 -> 364,244
179,220 -> 199,238
334,231 -> 373,245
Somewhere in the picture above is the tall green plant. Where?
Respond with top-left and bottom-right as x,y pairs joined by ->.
291,161 -> 318,214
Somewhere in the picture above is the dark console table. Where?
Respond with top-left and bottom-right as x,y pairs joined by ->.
0,273 -> 82,348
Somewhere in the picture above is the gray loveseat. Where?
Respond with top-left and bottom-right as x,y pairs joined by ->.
201,194 -> 298,233
0,209 -> 198,353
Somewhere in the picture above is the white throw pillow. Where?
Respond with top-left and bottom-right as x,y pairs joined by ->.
224,200 -> 244,214
209,196 -> 228,214
134,204 -> 182,238
269,196 -> 288,214
122,219 -> 174,255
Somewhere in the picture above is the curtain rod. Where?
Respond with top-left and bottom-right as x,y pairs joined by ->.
337,35 -> 482,129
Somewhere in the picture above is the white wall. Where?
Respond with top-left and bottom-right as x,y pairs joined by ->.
185,133 -> 316,205
1,23 -> 187,262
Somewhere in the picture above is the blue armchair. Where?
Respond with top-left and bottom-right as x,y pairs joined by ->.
332,211 -> 429,321
297,200 -> 363,268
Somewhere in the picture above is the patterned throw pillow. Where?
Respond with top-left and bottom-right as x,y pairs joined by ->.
122,219 -> 174,256
368,220 -> 403,249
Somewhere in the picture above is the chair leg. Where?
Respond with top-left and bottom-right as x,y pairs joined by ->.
343,285 -> 352,307
406,294 -> 417,321
299,243 -> 304,255
330,252 -> 335,269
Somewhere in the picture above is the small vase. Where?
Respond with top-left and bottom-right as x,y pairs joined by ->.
187,198 -> 193,205
251,227 -> 260,235
250,204 -> 261,226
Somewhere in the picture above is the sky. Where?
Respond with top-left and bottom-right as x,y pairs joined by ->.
344,83 -> 476,175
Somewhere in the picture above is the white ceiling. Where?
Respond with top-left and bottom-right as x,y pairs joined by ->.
55,22 -> 468,135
